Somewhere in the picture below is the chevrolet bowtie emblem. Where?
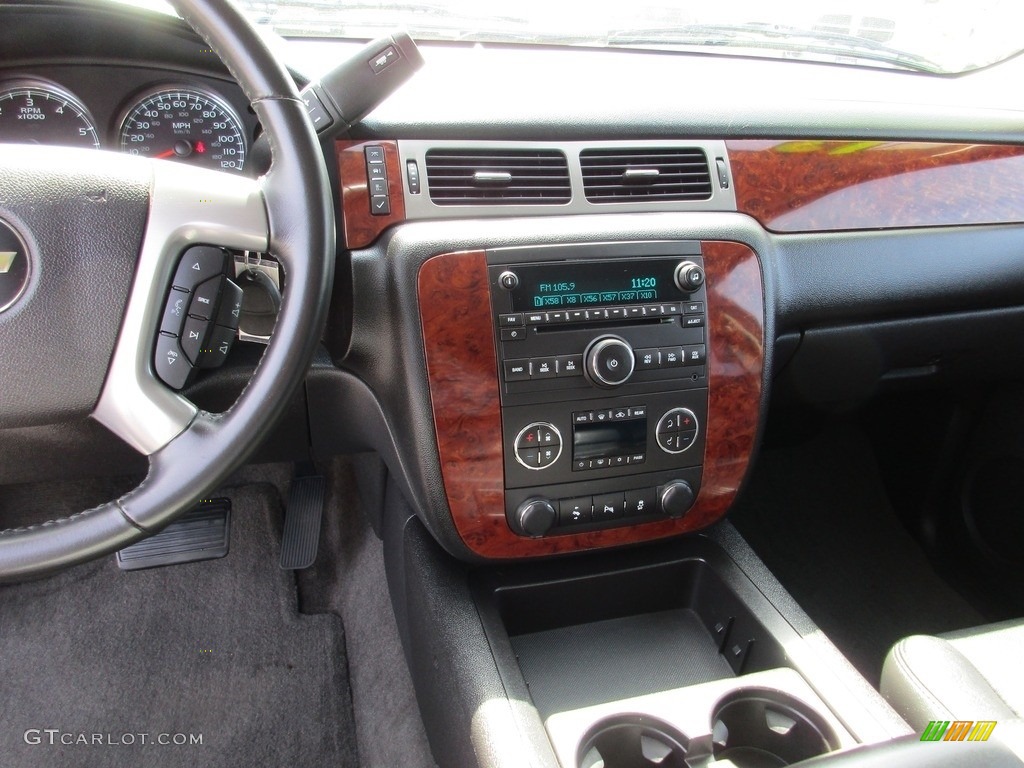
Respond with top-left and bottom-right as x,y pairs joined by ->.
0,251 -> 16,274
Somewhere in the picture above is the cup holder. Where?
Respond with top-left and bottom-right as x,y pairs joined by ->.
578,715 -> 689,768
710,689 -> 838,768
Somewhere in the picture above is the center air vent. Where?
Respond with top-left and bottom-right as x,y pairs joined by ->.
425,149 -> 571,205
580,148 -> 713,203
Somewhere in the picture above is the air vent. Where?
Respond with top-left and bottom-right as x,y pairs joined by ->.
425,149 -> 571,205
580,148 -> 713,203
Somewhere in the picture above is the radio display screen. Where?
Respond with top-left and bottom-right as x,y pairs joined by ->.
508,259 -> 685,312
573,418 -> 647,461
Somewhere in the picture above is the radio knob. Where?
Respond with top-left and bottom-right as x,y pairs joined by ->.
584,335 -> 635,388
674,261 -> 705,293
659,480 -> 696,519
516,497 -> 556,537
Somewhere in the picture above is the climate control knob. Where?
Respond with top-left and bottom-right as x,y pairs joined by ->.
659,481 -> 696,519
584,335 -> 635,388
674,260 -> 705,293
516,498 -> 557,537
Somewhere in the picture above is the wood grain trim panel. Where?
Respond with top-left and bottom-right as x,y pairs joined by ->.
336,139 -> 406,249
419,243 -> 764,559
727,140 -> 1024,232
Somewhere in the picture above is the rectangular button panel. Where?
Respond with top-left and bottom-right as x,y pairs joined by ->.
365,145 -> 390,216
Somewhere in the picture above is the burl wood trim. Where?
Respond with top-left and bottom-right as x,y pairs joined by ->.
419,244 -> 764,559
336,139 -> 406,249
727,140 -> 1024,232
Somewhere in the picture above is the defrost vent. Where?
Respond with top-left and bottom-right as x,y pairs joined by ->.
425,148 -> 571,205
581,147 -> 713,203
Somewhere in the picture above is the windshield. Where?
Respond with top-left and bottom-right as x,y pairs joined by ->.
224,0 -> 1024,74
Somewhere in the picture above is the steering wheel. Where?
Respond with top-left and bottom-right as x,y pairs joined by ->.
0,0 -> 334,580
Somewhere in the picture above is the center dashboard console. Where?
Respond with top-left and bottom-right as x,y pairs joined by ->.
418,238 -> 765,559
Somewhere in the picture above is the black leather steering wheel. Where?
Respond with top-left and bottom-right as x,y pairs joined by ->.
0,0 -> 334,579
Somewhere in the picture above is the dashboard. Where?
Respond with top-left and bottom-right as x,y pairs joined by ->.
4,0 -> 1024,564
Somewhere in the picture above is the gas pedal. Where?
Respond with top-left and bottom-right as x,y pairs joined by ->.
279,474 -> 325,570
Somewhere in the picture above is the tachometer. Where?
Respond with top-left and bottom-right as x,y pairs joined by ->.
0,81 -> 100,148
118,86 -> 247,173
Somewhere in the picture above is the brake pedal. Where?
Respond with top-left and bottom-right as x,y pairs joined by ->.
116,499 -> 231,571
280,473 -> 325,570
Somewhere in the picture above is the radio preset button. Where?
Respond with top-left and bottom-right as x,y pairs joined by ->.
559,497 -> 593,525
626,306 -> 646,318
586,308 -> 609,321
504,359 -> 531,381
568,310 -> 587,322
547,311 -> 568,322
498,313 -> 524,327
645,304 -> 664,316
500,328 -> 527,342
608,307 -> 627,320
555,354 -> 583,377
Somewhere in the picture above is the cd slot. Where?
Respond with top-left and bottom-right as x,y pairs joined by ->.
535,317 -> 666,333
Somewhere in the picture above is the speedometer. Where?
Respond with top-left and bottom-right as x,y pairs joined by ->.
118,86 -> 247,173
0,81 -> 100,148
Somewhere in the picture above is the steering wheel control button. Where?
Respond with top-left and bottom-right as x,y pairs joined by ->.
180,315 -> 211,365
154,334 -> 191,390
657,408 -> 700,454
215,278 -> 244,330
199,324 -> 237,370
188,276 -> 223,320
173,246 -> 228,292
585,335 -> 635,388
514,422 -> 562,470
559,497 -> 593,526
159,287 -> 189,336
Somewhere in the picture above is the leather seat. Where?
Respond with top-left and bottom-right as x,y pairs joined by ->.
881,618 -> 1024,730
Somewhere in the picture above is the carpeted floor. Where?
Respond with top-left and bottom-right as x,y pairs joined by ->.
0,482 -> 359,768
730,424 -> 986,687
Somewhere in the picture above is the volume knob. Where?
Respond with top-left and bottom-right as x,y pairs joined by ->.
584,335 -> 635,388
516,498 -> 556,537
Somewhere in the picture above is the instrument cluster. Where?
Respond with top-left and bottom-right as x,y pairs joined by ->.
0,76 -> 251,174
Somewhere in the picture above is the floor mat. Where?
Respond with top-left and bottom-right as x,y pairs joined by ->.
0,483 -> 358,768
730,424 -> 985,686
